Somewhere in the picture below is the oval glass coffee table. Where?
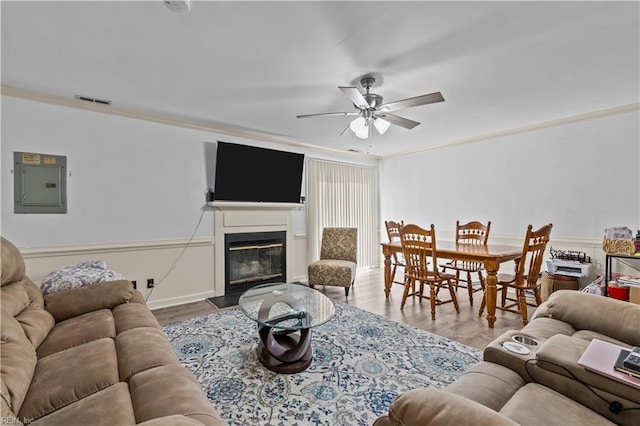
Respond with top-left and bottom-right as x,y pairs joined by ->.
238,282 -> 335,373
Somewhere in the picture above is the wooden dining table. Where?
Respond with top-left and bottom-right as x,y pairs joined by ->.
381,241 -> 522,328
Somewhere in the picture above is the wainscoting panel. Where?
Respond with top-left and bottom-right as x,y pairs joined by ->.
21,238 -> 215,310
21,235 -> 312,310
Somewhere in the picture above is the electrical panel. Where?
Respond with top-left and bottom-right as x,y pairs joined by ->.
14,152 -> 67,214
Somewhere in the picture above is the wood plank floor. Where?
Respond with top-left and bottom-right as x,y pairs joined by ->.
152,267 -> 527,350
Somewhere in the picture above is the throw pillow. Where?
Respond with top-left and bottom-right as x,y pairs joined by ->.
40,260 -> 125,295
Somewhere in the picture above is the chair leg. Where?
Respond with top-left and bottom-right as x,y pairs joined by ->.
391,264 -> 398,283
533,287 -> 542,306
501,284 -> 508,307
478,293 -> 486,317
466,271 -> 474,306
448,279 -> 460,313
430,284 -> 437,320
400,278 -> 412,309
518,289 -> 529,326
478,271 -> 486,290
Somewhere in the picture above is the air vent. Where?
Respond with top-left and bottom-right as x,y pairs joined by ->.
164,1 -> 191,14
75,95 -> 111,105
348,149 -> 361,153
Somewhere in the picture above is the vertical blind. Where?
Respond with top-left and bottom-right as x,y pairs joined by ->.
306,158 -> 378,268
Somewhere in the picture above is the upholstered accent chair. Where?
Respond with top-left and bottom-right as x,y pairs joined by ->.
308,227 -> 358,296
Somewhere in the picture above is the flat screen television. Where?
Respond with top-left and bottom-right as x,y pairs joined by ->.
213,141 -> 304,203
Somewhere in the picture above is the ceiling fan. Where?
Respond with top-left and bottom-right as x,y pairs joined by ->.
296,76 -> 444,139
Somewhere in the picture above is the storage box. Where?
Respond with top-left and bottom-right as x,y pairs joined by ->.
629,287 -> 640,305
602,238 -> 635,255
608,285 -> 629,301
541,272 -> 579,301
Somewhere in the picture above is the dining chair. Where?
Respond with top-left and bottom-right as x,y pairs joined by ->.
441,220 -> 491,306
399,223 -> 459,320
307,227 -> 358,296
384,220 -> 406,286
479,223 -> 553,326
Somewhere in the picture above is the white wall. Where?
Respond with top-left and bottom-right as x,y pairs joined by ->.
380,110 -> 640,279
0,96 -> 376,307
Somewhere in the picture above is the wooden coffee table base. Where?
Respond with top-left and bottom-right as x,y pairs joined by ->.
257,326 -> 312,373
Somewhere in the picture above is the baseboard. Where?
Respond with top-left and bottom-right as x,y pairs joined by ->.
146,291 -> 216,310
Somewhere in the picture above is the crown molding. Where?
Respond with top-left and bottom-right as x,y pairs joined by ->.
386,102 -> 640,159
0,85 -> 377,159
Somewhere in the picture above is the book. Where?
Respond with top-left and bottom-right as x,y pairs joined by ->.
615,349 -> 640,379
617,276 -> 640,287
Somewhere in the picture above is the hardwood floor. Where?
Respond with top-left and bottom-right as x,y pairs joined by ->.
152,267 -> 527,350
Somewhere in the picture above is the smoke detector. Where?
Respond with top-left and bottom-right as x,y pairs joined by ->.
164,1 -> 191,14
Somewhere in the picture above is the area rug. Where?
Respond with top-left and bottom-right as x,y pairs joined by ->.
162,303 -> 482,425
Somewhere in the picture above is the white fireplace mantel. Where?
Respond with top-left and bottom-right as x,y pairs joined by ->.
210,201 -> 301,296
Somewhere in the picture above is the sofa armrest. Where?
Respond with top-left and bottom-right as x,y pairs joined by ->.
383,388 -> 519,426
44,280 -> 136,322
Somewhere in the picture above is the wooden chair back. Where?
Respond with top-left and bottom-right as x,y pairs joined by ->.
399,223 -> 441,282
514,223 -> 553,289
385,220 -> 404,264
456,220 -> 491,245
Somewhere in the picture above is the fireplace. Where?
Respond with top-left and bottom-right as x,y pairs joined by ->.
225,231 -> 286,295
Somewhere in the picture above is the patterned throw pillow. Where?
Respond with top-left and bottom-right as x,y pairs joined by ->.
40,260 -> 125,295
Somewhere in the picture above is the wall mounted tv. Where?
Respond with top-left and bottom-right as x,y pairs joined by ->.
213,141 -> 305,203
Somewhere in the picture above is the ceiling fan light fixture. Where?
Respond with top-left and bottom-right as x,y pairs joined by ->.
350,117 -> 370,139
374,117 -> 391,135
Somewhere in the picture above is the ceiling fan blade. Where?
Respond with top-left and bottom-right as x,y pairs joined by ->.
381,113 -> 421,130
339,123 -> 351,136
296,112 -> 360,119
379,92 -> 444,113
339,86 -> 369,109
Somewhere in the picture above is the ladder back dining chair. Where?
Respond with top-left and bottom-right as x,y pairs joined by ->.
479,223 -> 553,326
384,220 -> 405,286
441,220 -> 491,306
399,223 -> 459,320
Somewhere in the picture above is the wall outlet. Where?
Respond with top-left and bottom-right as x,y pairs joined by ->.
147,278 -> 154,288
131,280 -> 137,289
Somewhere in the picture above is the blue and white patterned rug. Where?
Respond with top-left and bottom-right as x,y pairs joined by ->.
162,303 -> 481,425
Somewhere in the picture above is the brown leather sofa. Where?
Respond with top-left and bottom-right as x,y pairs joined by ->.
1,237 -> 224,425
375,290 -> 640,425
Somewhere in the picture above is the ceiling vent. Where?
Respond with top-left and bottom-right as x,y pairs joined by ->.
75,95 -> 111,105
164,1 -> 191,14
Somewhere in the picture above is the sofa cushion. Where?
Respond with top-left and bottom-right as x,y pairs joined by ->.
29,383 -> 136,426
446,361 -> 526,412
385,388 -> 518,426
113,303 -> 162,334
37,309 -> 116,358
128,365 -> 225,425
499,383 -> 615,425
116,327 -> 179,382
44,280 -> 134,322
545,290 -> 640,346
18,338 -> 119,421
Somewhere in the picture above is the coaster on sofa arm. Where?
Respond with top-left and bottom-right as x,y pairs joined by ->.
502,341 -> 531,355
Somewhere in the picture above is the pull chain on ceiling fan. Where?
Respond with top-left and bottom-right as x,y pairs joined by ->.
296,76 -> 444,139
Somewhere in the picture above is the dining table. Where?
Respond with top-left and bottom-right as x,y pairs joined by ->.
380,241 -> 522,328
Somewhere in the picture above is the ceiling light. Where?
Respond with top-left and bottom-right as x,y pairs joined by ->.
349,117 -> 370,139
164,1 -> 191,14
374,117 -> 391,135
